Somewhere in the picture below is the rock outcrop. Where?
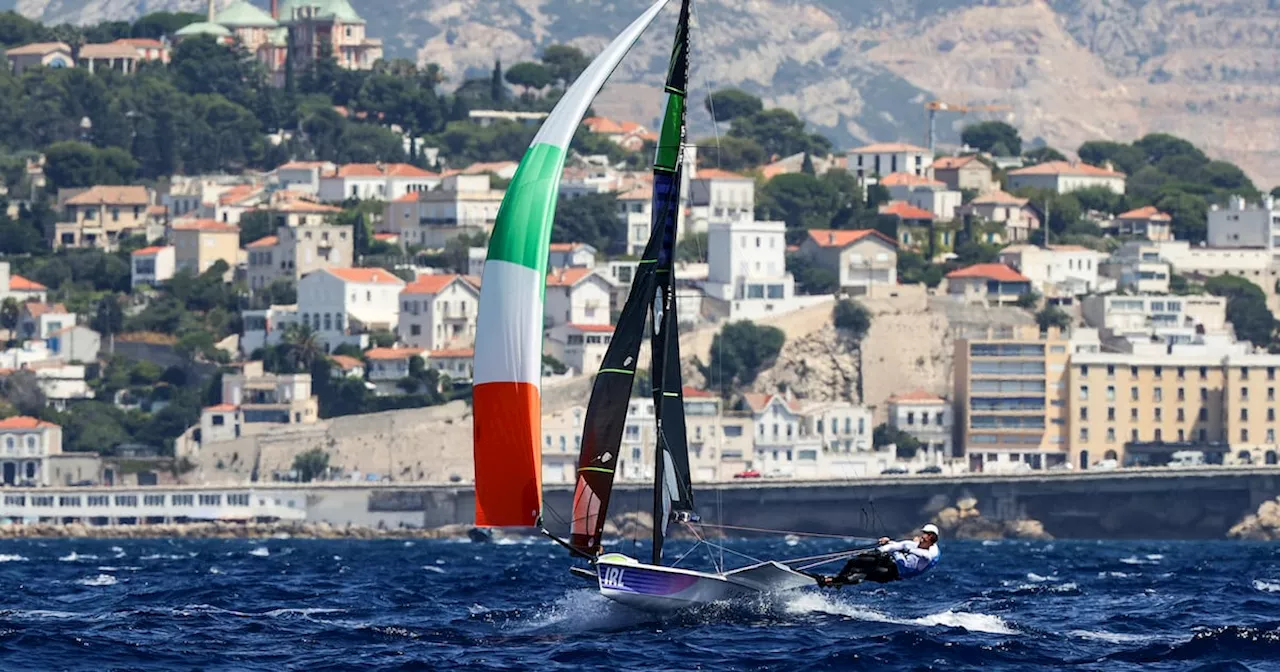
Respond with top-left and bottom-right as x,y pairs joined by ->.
1228,497 -> 1280,540
930,496 -> 1052,540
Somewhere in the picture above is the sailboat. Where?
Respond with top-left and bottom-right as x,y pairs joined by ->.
472,0 -> 818,612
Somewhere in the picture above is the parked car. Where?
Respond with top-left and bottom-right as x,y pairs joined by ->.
1169,450 -> 1205,468
763,469 -> 792,479
1048,462 -> 1074,472
916,465 -> 943,475
1092,459 -> 1119,471
880,466 -> 909,475
733,469 -> 762,479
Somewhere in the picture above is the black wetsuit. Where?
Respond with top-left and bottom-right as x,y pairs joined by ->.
835,551 -> 900,584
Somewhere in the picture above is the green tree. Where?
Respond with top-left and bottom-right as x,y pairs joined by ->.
757,172 -> 841,242
833,298 -> 872,342
1078,140 -> 1146,175
1205,275 -> 1275,348
505,61 -> 552,93
676,232 -> 708,263
873,423 -> 921,460
540,45 -> 591,86
131,11 -> 202,38
1023,146 -> 1066,165
0,298 -> 18,332
281,323 -> 323,373
551,192 -> 622,253
729,108 -> 830,160
239,210 -> 274,246
704,88 -> 763,122
786,252 -> 838,295
961,121 -> 1022,156
695,135 -> 766,172
292,447 -> 330,482
489,59 -> 506,105
43,141 -> 100,189
701,321 -> 785,396
1036,306 -> 1071,331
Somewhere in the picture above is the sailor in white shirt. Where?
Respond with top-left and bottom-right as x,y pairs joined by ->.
818,524 -> 941,586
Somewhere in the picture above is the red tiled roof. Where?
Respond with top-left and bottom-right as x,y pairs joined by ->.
172,219 -> 239,233
23,302 -> 68,317
246,235 -> 279,249
203,403 -> 237,412
880,172 -> 944,188
8,275 -> 45,291
805,229 -> 897,248
217,184 -> 259,206
393,191 -> 419,203
1117,205 -> 1172,222
402,273 -> 461,295
331,163 -> 437,179
373,233 -> 398,242
364,347 -> 424,360
4,42 -> 71,56
1008,160 -> 1125,178
566,323 -> 614,333
325,268 -> 405,285
329,354 -> 363,370
130,246 -> 168,256
428,348 -> 474,358
546,267 -> 597,287
887,389 -> 946,404
879,201 -> 935,220
617,184 -> 652,200
583,116 -> 626,134
0,416 -> 58,429
682,386 -> 715,398
695,168 -> 749,180
461,161 -> 517,175
271,200 -> 341,213
743,392 -> 801,413
945,263 -> 1029,282
969,189 -> 1028,206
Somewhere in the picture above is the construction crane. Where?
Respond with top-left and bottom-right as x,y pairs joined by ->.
923,100 -> 1012,153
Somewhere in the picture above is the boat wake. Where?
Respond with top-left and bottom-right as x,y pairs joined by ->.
780,591 -> 1019,635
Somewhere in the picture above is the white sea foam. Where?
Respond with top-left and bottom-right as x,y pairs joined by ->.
1253,579 -> 1280,593
517,589 -> 660,632
422,565 -> 446,574
1098,571 -> 1133,579
1068,629 -> 1153,644
77,574 -> 118,587
59,552 -> 98,562
209,567 -> 222,574
97,566 -> 140,572
141,553 -> 188,560
1120,555 -> 1159,565
110,546 -> 125,557
1027,573 -> 1057,583
249,547 -> 270,557
0,554 -> 27,562
782,592 -> 1018,635
981,540 -> 1002,546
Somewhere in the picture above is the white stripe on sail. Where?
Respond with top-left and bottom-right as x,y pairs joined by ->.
474,260 -> 545,386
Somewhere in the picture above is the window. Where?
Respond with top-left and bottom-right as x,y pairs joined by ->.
1177,408 -> 1185,422
1079,427 -> 1088,442
1199,408 -> 1209,421
228,493 -> 250,506
1106,428 -> 1116,442
1079,408 -> 1088,421
1154,366 -> 1163,379
1106,385 -> 1116,401
1270,430 -> 1277,443
1130,366 -> 1139,379
87,495 -> 108,507
1130,408 -> 1138,421
114,495 -> 137,507
1242,429 -> 1250,442
1079,385 -> 1089,401
1080,365 -> 1089,376
1155,408 -> 1163,421
1200,366 -> 1208,380
1242,409 -> 1250,421
1154,388 -> 1163,402
1242,387 -> 1249,400
1178,387 -> 1185,402
1131,428 -> 1139,441
58,496 -> 81,507
144,494 -> 165,506
1177,366 -> 1185,380
1107,364 -> 1116,378
1242,367 -> 1250,380
1107,407 -> 1115,421
1130,387 -> 1139,401
198,494 -> 222,506
1270,387 -> 1276,402
1200,388 -> 1208,401
906,411 -> 914,425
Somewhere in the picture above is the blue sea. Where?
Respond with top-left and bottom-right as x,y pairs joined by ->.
0,537 -> 1277,670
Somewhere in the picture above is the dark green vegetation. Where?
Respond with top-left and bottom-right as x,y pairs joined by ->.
700,321 -> 785,398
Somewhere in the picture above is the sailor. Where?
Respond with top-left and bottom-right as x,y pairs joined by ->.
818,524 -> 941,587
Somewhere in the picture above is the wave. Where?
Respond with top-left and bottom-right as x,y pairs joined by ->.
1120,555 -> 1160,565
1026,573 -> 1058,583
0,554 -> 27,562
249,547 -> 270,557
422,565 -> 446,574
77,574 -> 118,587
782,592 -> 1019,635
59,552 -> 98,562
1254,580 -> 1280,593
1068,629 -> 1154,644
96,566 -> 141,572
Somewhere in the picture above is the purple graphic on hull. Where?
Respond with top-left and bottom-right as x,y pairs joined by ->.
598,564 -> 699,596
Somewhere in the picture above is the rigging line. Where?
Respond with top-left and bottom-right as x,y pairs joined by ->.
779,545 -> 878,565
691,521 -> 868,540
696,538 -> 765,565
689,0 -> 723,170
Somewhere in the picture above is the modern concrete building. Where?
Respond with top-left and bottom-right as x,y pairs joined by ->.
1206,195 -> 1279,249
1102,241 -> 1172,294
1081,294 -> 1228,345
1006,160 -> 1126,195
704,219 -> 796,320
848,142 -> 932,179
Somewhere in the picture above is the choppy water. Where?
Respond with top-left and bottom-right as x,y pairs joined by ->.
0,537 -> 1277,670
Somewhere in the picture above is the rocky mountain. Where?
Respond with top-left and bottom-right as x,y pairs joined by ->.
8,0 -> 1280,185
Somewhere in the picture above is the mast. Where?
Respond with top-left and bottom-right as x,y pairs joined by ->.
472,0 -> 673,529
650,0 -> 694,566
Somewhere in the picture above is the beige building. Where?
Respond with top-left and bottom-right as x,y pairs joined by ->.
171,219 -> 240,278
247,219 -> 353,291
954,325 -> 1072,472
383,174 -> 502,248
930,155 -> 995,193
398,274 -> 479,352
56,186 -> 154,250
0,416 -> 62,486
4,42 -> 73,74
797,229 -> 898,295
1107,206 -> 1173,241
220,360 -> 318,426
77,41 -> 141,74
1007,160 -> 1127,195
958,190 -> 1041,242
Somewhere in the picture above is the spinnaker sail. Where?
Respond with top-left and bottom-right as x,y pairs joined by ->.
473,0 -> 673,528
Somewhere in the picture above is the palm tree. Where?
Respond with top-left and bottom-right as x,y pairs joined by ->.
281,323 -> 323,373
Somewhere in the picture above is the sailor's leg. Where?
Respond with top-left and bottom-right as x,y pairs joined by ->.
864,554 -> 902,583
818,553 -> 879,586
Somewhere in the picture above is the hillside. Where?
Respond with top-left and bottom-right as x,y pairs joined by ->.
9,0 -> 1280,185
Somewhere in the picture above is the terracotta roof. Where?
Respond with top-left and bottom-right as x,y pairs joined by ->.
1008,160 -> 1125,178
887,389 -> 946,404
172,219 -> 239,233
80,42 -> 141,59
428,348 -> 474,358
246,235 -> 279,249
617,184 -> 652,200
0,416 -> 58,429
9,275 -> 45,291
4,42 -> 71,56
546,267 -> 597,287
743,393 -> 800,413
203,403 -> 237,412
325,268 -> 405,285
462,275 -> 482,289
147,204 -> 167,216
583,116 -> 626,134
218,184 -> 260,206
932,156 -> 981,170
879,201 -> 935,220
880,172 -> 944,188
365,347 -> 424,360
851,142 -> 929,154
945,263 -> 1030,282
805,229 -> 896,248
682,386 -> 715,398
969,189 -> 1028,206
695,168 -> 749,180
1117,205 -> 1172,221
402,273 -> 462,295
330,163 -> 437,179
130,246 -> 170,256
65,185 -> 149,206
272,200 -> 341,213
549,242 -> 589,253
373,233 -> 398,242
24,302 -> 68,317
328,354 -> 363,370
566,323 -> 614,333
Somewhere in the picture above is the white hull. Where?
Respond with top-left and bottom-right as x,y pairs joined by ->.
594,553 -> 815,612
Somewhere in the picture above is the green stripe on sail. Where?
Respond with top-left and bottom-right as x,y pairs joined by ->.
485,142 -> 567,273
653,94 -> 685,171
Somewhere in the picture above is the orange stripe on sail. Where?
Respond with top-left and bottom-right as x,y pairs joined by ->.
473,381 -> 543,527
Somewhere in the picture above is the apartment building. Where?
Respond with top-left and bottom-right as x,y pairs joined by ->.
1081,294 -> 1228,345
55,186 -> 154,250
688,168 -> 755,234
297,267 -> 404,349
887,390 -> 953,464
954,325 -> 1072,472
848,142 -> 932,179
170,219 -> 240,278
997,244 -> 1104,297
930,155 -> 995,193
383,173 -> 503,248
247,221 -> 353,291
1006,160 -> 1126,195
704,219 -> 795,320
1107,206 -> 1173,241
0,416 -> 62,486
221,360 -> 318,425
319,162 -> 438,203
398,274 -> 479,351
1101,241 -> 1172,294
130,246 -> 176,288
945,263 -> 1033,305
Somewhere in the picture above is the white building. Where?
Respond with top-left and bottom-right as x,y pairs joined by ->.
46,325 -> 100,364
997,244 -> 1104,297
398,274 -> 479,352
275,161 -> 335,195
0,416 -> 62,486
364,347 -> 423,396
1206,195 -> 1280,250
317,163 -> 439,203
1103,242 -> 1172,294
425,348 -> 473,383
222,361 -> 318,425
130,245 -> 176,288
18,302 -> 73,341
544,267 -> 613,329
0,263 -> 47,304
704,220 -> 796,320
240,304 -> 299,355
1006,160 -> 1126,195
743,393 -> 879,479
688,168 -> 755,234
383,174 -> 503,248
545,323 -> 613,376
887,390 -> 953,466
958,190 -> 1041,242
881,173 -> 962,221
1081,294 -> 1228,345
617,183 -> 653,257
296,268 -> 405,350
28,361 -> 93,410
200,404 -> 242,445
548,242 -> 597,269
848,142 -> 932,179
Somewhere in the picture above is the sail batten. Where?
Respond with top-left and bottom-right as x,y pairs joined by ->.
473,0 -> 673,529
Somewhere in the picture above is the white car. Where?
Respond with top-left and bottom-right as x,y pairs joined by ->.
1091,459 -> 1120,470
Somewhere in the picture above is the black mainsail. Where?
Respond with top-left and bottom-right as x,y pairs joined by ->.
569,0 -> 694,561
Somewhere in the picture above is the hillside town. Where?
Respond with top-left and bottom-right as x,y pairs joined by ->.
0,1 -> 1276,525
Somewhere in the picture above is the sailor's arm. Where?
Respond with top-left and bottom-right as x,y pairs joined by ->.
904,545 -> 938,560
877,540 -> 912,553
